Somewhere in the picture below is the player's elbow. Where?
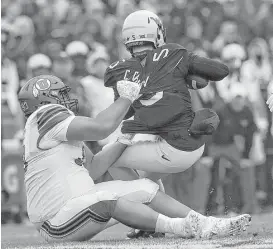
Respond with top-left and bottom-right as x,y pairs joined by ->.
213,63 -> 229,81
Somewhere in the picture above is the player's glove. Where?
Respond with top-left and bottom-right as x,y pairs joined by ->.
266,94 -> 273,112
117,133 -> 135,145
117,80 -> 141,103
186,74 -> 209,90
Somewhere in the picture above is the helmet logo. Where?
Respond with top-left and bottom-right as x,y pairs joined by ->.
149,17 -> 163,30
35,79 -> 51,91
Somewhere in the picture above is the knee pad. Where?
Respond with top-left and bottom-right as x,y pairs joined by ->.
189,108 -> 220,136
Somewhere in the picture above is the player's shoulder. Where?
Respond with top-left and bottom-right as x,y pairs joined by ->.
35,104 -> 71,116
157,43 -> 187,52
32,104 -> 74,134
105,57 -> 136,87
106,58 -> 135,71
150,43 -> 188,62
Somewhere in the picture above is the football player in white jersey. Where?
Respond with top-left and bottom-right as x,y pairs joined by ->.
18,75 -> 251,243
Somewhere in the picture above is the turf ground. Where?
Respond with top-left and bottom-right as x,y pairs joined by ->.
2,212 -> 273,249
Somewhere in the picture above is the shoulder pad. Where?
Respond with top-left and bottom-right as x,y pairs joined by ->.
36,104 -> 72,136
162,43 -> 186,51
104,58 -> 133,87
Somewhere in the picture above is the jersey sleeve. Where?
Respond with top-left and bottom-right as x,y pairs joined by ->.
104,59 -> 132,88
104,61 -> 119,87
188,52 -> 229,81
36,105 -> 75,149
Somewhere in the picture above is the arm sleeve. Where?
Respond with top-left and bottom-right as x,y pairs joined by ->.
188,52 -> 229,81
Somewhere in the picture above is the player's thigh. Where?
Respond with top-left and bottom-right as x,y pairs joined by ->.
156,140 -> 205,173
110,140 -> 173,173
92,179 -> 159,204
111,139 -> 204,174
39,191 -> 117,243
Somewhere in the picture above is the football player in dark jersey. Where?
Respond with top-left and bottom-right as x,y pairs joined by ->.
104,10 -> 228,182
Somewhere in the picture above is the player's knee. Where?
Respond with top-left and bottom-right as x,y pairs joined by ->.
189,108 -> 220,136
136,178 -> 160,200
94,200 -> 117,218
94,190 -> 120,217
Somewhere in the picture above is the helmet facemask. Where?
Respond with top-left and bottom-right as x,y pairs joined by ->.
19,75 -> 79,118
39,86 -> 79,114
53,86 -> 79,114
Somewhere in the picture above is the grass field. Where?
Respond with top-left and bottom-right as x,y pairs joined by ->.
2,212 -> 273,249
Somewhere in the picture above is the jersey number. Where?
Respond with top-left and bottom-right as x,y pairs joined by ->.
153,49 -> 169,62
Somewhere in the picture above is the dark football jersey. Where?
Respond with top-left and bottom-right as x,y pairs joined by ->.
104,43 -> 227,151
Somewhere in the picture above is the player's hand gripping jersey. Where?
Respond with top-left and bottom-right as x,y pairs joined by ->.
105,43 -> 228,151
23,104 -> 94,223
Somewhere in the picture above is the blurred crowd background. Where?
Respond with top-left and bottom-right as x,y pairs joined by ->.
1,0 -> 273,225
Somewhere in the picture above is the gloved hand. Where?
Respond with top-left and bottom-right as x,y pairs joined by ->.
117,80 -> 142,103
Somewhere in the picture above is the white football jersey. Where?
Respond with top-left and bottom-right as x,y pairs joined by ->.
23,104 -> 94,223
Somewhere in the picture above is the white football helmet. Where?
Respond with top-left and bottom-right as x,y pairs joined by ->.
122,10 -> 166,51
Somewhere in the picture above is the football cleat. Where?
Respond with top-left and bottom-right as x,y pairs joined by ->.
187,212 -> 251,239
